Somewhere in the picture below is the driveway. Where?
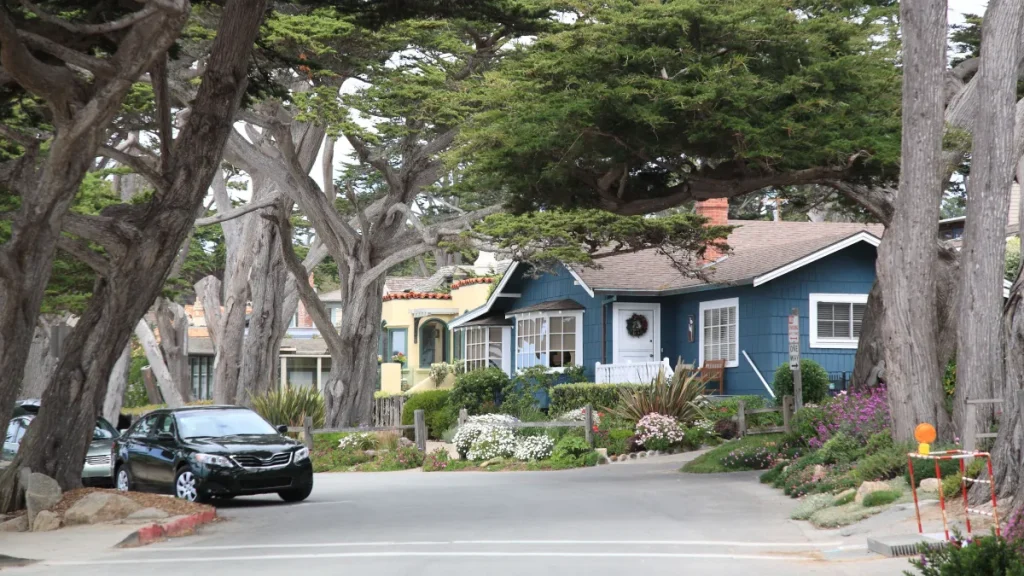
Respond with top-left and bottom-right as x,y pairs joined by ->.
9,455 -> 911,576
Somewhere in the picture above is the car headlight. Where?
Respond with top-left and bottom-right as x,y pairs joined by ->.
194,453 -> 234,467
293,446 -> 310,462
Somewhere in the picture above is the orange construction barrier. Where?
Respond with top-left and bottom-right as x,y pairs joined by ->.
907,450 -> 999,542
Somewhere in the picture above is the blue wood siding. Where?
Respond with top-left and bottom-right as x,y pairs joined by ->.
670,243 -> 877,396
491,242 -> 877,399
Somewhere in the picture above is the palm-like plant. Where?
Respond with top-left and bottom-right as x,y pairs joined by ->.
607,361 -> 710,423
251,387 -> 327,428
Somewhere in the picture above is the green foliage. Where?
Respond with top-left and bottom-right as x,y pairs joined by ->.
458,0 -> 901,211
942,475 -> 964,500
862,489 -> 901,508
549,383 -> 650,415
448,368 -> 509,414
760,461 -> 787,485
773,360 -> 830,405
423,447 -> 453,471
908,531 -> 1024,576
552,436 -> 592,465
251,387 -> 327,428
402,390 -> 455,439
819,432 -> 863,465
851,444 -> 907,483
562,365 -> 588,384
500,366 -> 554,419
429,362 -> 454,385
681,434 -> 785,474
609,366 -> 709,423
905,452 -> 962,486
123,347 -> 151,408
1007,238 -> 1021,282
596,428 -> 635,457
464,210 -> 731,272
790,494 -> 835,521
790,406 -> 827,444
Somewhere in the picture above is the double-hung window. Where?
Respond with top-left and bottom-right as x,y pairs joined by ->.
809,293 -> 867,349
513,312 -> 582,371
699,298 -> 739,368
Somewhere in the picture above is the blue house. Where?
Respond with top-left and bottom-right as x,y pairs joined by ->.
449,212 -> 884,398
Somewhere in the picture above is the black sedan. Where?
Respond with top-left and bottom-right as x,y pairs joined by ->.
113,405 -> 313,503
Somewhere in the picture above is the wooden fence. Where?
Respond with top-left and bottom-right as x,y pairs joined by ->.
738,395 -> 794,436
288,410 -> 427,452
373,396 -> 405,428
963,397 -> 1006,453
456,405 -> 596,446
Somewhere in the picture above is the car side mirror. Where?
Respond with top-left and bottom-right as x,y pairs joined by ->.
276,425 -> 289,435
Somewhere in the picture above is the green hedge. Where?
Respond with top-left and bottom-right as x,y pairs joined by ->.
401,390 -> 455,439
772,359 -> 829,404
548,383 -> 650,415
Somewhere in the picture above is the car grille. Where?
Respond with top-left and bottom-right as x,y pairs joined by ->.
240,477 -> 293,490
85,454 -> 111,466
231,452 -> 291,468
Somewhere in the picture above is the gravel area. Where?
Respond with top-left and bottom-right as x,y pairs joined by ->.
50,488 -> 213,519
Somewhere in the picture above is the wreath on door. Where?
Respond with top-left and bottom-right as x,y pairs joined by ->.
626,313 -> 649,338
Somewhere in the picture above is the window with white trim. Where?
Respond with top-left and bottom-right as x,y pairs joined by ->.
462,326 -> 505,372
514,312 -> 582,370
809,293 -> 868,349
699,298 -> 738,368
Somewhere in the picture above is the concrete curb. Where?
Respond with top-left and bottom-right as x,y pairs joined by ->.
116,509 -> 217,548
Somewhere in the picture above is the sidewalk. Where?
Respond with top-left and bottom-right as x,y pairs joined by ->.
0,524 -> 141,563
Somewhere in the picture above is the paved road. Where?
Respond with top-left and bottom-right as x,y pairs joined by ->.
12,456 -> 911,575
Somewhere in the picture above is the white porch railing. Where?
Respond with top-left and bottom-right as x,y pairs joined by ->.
594,358 -> 673,384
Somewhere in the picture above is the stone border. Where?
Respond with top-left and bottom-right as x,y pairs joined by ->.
116,510 -> 217,548
607,449 -> 686,462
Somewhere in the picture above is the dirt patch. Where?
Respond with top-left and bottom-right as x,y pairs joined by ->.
50,488 -> 213,519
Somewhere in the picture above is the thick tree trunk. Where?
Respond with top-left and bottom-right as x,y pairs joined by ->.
103,343 -> 131,423
324,276 -> 386,426
954,0 -> 1024,443
0,0 -> 268,511
852,281 -> 885,388
17,315 -> 72,399
237,215 -> 289,405
880,0 -> 949,442
140,367 -> 163,404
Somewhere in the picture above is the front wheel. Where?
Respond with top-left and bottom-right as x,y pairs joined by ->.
115,465 -> 133,492
278,483 -> 313,503
174,466 -> 207,503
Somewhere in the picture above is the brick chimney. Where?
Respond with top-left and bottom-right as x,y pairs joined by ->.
695,198 -> 729,261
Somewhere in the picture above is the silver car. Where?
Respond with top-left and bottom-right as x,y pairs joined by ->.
4,410 -> 120,487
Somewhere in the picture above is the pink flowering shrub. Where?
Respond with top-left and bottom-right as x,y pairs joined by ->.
636,413 -> 685,451
721,441 -> 780,470
807,385 -> 890,449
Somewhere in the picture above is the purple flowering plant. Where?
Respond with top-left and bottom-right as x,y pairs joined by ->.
807,385 -> 890,449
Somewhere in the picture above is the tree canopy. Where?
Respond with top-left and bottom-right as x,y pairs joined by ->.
457,0 -> 902,215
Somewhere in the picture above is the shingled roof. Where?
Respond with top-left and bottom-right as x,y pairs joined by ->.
571,220 -> 883,293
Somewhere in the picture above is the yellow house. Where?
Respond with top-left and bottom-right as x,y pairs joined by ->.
377,277 -> 495,393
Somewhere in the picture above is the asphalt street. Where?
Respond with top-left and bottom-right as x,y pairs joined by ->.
9,455 -> 912,575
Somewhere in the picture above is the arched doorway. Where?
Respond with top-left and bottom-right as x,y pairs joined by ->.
419,319 -> 448,368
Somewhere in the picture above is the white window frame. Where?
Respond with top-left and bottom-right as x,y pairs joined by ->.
698,297 -> 739,368
457,326 -> 512,376
809,293 -> 868,349
511,310 -> 584,373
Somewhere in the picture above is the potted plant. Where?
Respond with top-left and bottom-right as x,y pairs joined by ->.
391,352 -> 407,365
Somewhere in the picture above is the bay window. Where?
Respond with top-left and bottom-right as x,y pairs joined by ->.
513,312 -> 583,371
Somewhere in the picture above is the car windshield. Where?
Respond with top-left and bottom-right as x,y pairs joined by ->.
176,410 -> 277,439
93,418 -> 119,440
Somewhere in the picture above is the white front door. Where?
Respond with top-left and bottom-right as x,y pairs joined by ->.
613,303 -> 661,363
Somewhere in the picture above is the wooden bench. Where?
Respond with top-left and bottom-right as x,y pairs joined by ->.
701,359 -> 725,395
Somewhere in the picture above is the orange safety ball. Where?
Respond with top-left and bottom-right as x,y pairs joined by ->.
914,423 -> 937,444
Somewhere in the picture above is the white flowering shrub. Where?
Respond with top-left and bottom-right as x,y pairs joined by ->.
636,413 -> 685,451
338,432 -> 376,451
693,419 -> 716,435
468,426 -> 517,461
555,407 -> 601,426
513,435 -> 555,461
452,414 -> 520,459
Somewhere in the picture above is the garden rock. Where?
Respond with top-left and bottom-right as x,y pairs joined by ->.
364,450 -> 378,458
811,465 -> 827,483
629,453 -> 638,460
0,515 -> 28,532
25,473 -> 61,529
126,508 -> 170,521
64,492 -> 141,525
855,481 -> 890,504
479,458 -> 502,468
920,478 -> 940,492
31,510 -> 61,532
399,437 -> 415,449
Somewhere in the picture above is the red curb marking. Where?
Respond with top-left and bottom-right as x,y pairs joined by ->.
117,510 -> 217,548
